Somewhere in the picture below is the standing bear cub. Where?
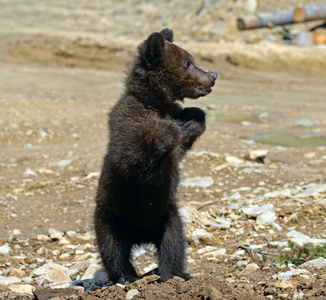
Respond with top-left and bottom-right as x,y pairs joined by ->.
94,28 -> 217,285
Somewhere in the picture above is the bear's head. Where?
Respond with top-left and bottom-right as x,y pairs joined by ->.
129,28 -> 217,105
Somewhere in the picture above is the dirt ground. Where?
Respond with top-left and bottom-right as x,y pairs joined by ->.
1,1 -> 326,299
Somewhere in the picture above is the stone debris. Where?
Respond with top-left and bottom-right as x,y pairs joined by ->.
181,176 -> 214,187
240,204 -> 274,218
300,257 -> 326,269
126,289 -> 140,299
276,269 -> 310,281
0,243 -> 11,255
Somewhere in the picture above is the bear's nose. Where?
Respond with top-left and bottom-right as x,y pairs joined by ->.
210,72 -> 218,80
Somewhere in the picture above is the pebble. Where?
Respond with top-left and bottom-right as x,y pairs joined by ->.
48,228 -> 64,240
263,189 -> 292,199
277,269 -> 310,281
225,156 -> 244,164
240,204 -> 274,218
0,243 -> 11,255
245,149 -> 268,163
37,234 -> 51,242
301,257 -> 326,269
126,289 -> 140,299
181,176 -> 214,187
81,264 -> 109,285
239,263 -> 259,276
295,184 -> 326,198
0,276 -> 21,285
293,118 -> 314,127
256,211 -> 277,225
190,228 -> 214,245
274,280 -> 296,289
8,284 -> 35,295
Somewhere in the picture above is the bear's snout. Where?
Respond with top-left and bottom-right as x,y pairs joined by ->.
210,72 -> 218,81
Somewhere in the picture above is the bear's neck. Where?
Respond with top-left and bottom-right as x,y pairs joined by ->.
125,62 -> 178,113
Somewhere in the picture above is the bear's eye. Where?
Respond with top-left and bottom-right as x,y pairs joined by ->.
183,60 -> 192,69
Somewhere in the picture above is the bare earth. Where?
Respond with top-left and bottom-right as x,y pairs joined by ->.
1,1 -> 326,299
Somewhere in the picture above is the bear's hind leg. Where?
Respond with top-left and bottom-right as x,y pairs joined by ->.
156,205 -> 192,282
96,225 -> 138,284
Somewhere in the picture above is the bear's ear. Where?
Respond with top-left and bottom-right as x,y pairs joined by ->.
138,32 -> 165,67
160,28 -> 173,43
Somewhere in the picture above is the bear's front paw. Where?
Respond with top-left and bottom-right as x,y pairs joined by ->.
177,107 -> 206,123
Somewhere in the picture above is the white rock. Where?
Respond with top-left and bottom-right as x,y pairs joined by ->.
240,204 -> 274,218
277,269 -> 310,281
198,246 -> 219,255
48,228 -> 64,240
190,228 -> 214,245
286,230 -> 310,239
239,263 -> 259,275
181,176 -> 214,187
291,238 -> 326,246
203,249 -> 226,258
301,257 -> 326,269
247,149 -> 268,161
225,156 -> 244,165
81,264 -> 109,285
0,243 -> 11,255
31,262 -> 71,286
295,184 -> 326,198
37,234 -> 51,242
126,289 -> 140,299
270,222 -> 283,231
8,284 -> 35,295
0,276 -> 21,285
66,230 -> 77,237
263,189 -> 292,199
256,211 -> 277,225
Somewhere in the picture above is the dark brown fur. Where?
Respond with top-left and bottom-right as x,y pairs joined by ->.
94,28 -> 217,285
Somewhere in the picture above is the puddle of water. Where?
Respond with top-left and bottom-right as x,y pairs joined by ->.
246,132 -> 326,148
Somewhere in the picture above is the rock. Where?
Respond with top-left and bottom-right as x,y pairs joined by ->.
51,159 -> 72,167
277,269 -> 310,281
181,176 -> 214,187
0,243 -> 11,255
301,257 -> 326,268
239,263 -> 259,276
274,281 -> 296,289
8,284 -> 35,295
245,149 -> 268,163
295,184 -> 326,198
0,276 -> 21,285
9,268 -> 26,278
66,230 -> 77,237
58,237 -> 71,246
204,217 -> 231,229
225,156 -> 244,164
190,228 -> 214,245
293,118 -> 314,127
48,228 -> 64,240
240,204 -> 274,218
263,189 -> 292,199
271,222 -> 283,231
202,249 -> 226,259
286,230 -> 309,239
256,211 -> 277,225
126,289 -> 140,299
81,264 -> 109,285
34,288 -> 79,299
11,229 -> 23,239
286,230 -> 326,246
37,234 -> 51,242
31,262 -> 71,286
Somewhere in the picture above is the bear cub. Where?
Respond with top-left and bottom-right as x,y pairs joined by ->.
94,28 -> 217,285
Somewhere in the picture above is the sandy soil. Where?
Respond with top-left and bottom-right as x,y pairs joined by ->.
1,1 -> 326,299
